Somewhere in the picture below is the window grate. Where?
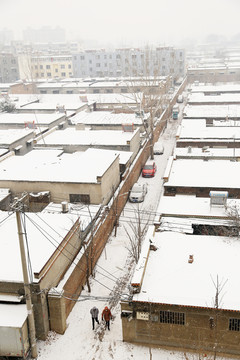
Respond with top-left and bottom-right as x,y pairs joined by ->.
160,311 -> 185,325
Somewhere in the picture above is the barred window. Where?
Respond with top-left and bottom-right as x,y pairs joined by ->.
160,311 -> 185,325
229,318 -> 240,331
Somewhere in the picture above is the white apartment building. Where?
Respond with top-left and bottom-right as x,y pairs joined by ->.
72,47 -> 185,81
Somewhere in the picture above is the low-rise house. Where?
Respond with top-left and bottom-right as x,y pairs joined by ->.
154,194 -> 239,235
69,110 -> 148,132
35,127 -> 140,160
0,128 -> 36,155
176,119 -> 240,149
121,227 -> 240,357
0,148 -> 120,205
163,158 -> 240,198
183,104 -> 240,120
0,112 -> 66,130
0,210 -> 81,340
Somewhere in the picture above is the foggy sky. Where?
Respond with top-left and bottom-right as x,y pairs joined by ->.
2,0 -> 240,47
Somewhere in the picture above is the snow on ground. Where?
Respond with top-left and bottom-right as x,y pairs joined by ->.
36,109 -> 235,359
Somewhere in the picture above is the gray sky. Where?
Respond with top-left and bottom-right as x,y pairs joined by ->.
2,0 -> 240,47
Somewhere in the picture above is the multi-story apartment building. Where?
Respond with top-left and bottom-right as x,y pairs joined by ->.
0,53 -> 19,83
72,47 -> 185,80
31,55 -> 73,80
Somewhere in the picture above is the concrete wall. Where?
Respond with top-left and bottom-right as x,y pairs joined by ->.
121,301 -> 240,357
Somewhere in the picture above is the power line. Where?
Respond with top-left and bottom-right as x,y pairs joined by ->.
24,213 -> 120,294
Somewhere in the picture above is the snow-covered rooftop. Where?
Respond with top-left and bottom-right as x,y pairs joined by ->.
0,128 -> 34,145
42,202 -> 101,232
175,146 -> 240,158
70,110 -> 145,125
188,92 -> 240,104
190,84 -> 240,94
0,304 -> 27,327
0,113 -> 65,125
155,195 -> 239,220
133,230 -> 240,311
36,128 -> 138,146
0,148 -> 118,183
165,159 -> 240,189
178,119 -> 240,139
184,104 -> 240,118
0,211 -> 79,282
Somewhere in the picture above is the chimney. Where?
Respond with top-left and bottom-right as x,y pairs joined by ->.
61,201 -> 69,213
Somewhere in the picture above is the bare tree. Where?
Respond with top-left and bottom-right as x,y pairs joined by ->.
124,204 -> 153,263
121,46 -> 171,159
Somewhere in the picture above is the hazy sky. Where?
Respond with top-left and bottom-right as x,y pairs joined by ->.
1,0 -> 240,47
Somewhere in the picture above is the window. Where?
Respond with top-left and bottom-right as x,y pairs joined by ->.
55,69 -> 58,72
229,318 -> 240,331
41,73 -> 44,77
61,64 -> 65,69
53,90 -> 59,94
80,56 -> 85,60
46,65 -> 50,69
93,89 -> 100,93
67,91 -> 73,94
96,63 -> 100,67
70,194 -> 90,204
159,311 -> 185,325
89,60 -> 92,64
61,72 -> 66,76
35,65 -> 38,69
47,72 -> 51,77
40,65 -> 43,69
68,64 -> 71,69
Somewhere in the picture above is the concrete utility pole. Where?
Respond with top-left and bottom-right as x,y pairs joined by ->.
16,209 -> 38,358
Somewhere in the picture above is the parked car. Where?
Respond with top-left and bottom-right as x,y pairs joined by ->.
129,182 -> 148,203
177,94 -> 183,103
153,142 -> 164,155
142,161 -> 157,177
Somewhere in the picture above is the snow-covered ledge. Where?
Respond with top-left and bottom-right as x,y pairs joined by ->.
131,226 -> 155,292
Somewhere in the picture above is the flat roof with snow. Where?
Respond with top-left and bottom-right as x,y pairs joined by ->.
0,304 -> 27,327
190,84 -> 240,94
156,195 -> 239,220
0,211 -> 79,282
0,128 -> 34,145
36,128 -> 138,146
178,119 -> 240,140
184,104 -> 240,119
164,159 -> 240,189
70,111 -> 145,125
0,113 -> 65,126
0,148 -> 118,183
133,230 -> 240,311
188,93 -> 240,104
175,146 -> 240,159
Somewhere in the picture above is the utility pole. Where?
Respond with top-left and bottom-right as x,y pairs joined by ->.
15,202 -> 38,358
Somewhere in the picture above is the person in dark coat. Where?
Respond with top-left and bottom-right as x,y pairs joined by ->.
90,306 -> 99,330
102,306 -> 112,330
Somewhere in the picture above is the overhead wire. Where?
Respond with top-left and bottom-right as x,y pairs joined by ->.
24,213 -> 121,294
33,212 -> 120,283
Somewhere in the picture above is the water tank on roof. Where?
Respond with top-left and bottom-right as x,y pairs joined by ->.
209,191 -> 228,206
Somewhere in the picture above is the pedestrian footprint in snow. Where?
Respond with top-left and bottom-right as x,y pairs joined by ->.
102,306 -> 112,331
90,306 -> 99,330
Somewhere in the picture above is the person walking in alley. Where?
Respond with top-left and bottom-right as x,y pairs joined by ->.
102,306 -> 112,330
90,306 -> 99,330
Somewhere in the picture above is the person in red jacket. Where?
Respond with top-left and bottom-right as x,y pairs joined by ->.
102,306 -> 112,330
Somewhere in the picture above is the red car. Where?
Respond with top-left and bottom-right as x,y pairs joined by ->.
142,161 -> 157,177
